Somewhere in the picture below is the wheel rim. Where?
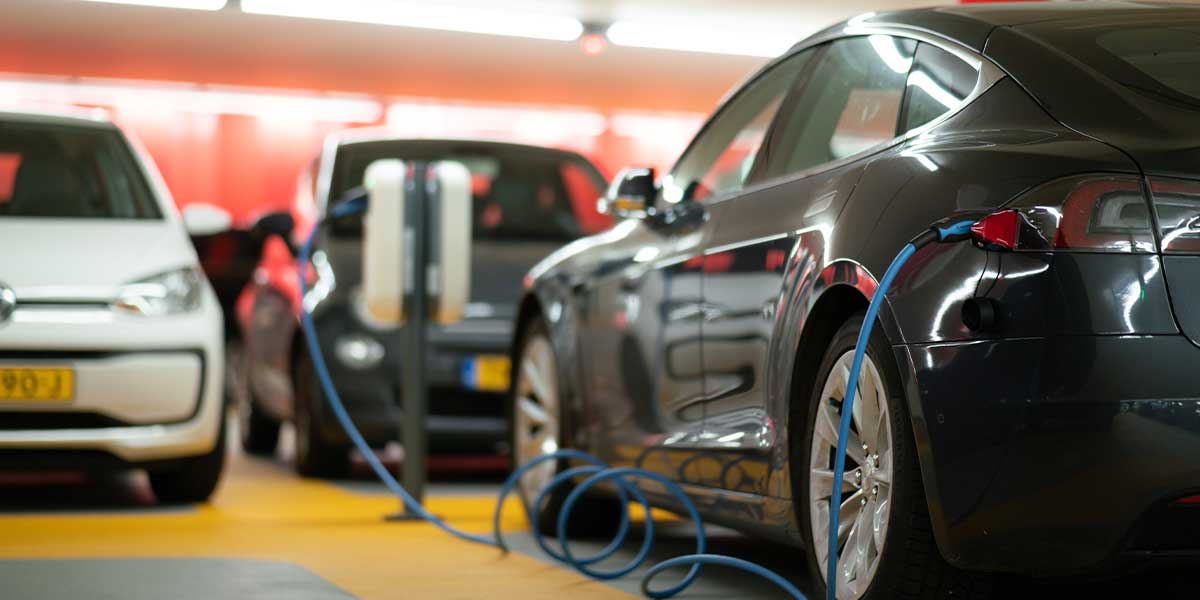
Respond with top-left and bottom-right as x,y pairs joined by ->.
513,334 -> 561,508
809,350 -> 894,600
229,342 -> 253,441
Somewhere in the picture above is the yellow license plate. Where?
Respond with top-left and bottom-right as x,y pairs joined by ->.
462,355 -> 511,392
0,367 -> 74,402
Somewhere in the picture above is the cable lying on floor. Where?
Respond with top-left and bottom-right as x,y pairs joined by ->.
298,194 -> 973,600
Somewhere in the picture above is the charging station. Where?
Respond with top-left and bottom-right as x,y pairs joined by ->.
361,159 -> 473,514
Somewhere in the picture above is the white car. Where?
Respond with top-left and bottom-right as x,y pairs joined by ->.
0,108 -> 225,503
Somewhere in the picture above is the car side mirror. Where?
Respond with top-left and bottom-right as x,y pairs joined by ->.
598,167 -> 656,220
181,203 -> 233,237
254,211 -> 295,240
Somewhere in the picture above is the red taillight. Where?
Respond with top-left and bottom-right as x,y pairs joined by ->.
1149,178 -> 1200,254
970,210 -> 1019,251
971,175 -> 1156,253
1172,495 -> 1200,506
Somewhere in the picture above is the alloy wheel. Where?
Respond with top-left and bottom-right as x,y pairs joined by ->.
809,350 -> 894,600
513,333 -> 561,508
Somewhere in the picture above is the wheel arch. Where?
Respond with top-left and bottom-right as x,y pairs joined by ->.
511,291 -> 545,368
511,284 -> 591,450
786,283 -> 871,444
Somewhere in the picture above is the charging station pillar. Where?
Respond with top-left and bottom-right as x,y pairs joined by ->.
400,161 -> 430,514
364,159 -> 471,519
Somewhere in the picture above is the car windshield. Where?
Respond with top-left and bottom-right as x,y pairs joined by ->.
1038,18 -> 1200,108
329,142 -> 610,241
0,120 -> 161,219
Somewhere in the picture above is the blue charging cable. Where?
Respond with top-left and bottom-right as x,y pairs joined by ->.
298,195 -> 972,600
824,219 -> 973,599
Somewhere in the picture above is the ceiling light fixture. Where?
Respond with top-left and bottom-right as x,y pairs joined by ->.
241,0 -> 584,42
0,77 -> 382,123
605,20 -> 798,58
386,102 -> 606,144
80,0 -> 227,10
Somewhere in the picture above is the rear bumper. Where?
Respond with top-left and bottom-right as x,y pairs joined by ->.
311,313 -> 513,454
899,333 -> 1200,576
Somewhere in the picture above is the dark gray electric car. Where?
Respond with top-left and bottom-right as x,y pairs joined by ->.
512,4 -> 1200,599
236,131 -> 609,476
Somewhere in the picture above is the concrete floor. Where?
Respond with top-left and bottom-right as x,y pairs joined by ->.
0,416 -> 1197,599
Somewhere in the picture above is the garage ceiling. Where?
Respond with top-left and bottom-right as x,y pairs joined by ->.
0,0 -> 951,113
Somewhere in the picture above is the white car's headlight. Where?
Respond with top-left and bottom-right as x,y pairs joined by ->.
113,267 -> 205,316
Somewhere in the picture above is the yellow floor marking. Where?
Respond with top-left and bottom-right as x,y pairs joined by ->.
0,449 -> 635,600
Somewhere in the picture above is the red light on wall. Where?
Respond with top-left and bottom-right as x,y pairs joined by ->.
580,33 -> 608,56
1172,495 -> 1200,506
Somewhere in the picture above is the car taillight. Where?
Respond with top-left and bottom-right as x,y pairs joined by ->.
1149,177 -> 1200,254
971,175 -> 1156,253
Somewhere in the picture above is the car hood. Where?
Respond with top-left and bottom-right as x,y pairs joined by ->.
0,219 -> 197,301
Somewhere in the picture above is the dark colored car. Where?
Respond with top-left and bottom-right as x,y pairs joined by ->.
511,4 -> 1200,599
236,131 -> 609,476
183,203 -> 294,407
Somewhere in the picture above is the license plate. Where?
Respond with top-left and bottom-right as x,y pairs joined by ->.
0,367 -> 75,402
461,355 -> 511,392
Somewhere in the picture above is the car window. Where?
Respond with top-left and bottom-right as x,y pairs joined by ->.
661,52 -> 812,205
764,36 -> 916,179
330,144 -> 610,241
0,121 -> 160,220
901,42 -> 978,133
1033,20 -> 1200,108
0,153 -> 19,203
559,160 -> 609,234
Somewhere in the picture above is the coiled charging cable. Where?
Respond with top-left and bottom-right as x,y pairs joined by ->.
299,194 -> 972,600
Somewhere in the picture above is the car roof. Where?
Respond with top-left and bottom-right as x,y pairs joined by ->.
331,128 -> 569,153
0,106 -> 116,130
812,1 -> 1189,52
327,129 -> 599,167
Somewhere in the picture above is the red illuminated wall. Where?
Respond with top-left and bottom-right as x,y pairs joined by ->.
112,103 -> 692,223
0,2 -> 761,221
115,111 -> 363,224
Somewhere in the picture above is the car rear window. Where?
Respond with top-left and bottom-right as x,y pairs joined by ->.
330,143 -> 610,241
0,121 -> 161,220
1097,26 -> 1200,104
1036,19 -> 1200,108
901,43 -> 978,133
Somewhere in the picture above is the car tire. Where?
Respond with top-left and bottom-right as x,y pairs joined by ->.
239,392 -> 281,456
150,409 -> 227,505
797,312 -> 992,600
235,347 -> 281,456
510,318 -> 624,538
293,351 -> 350,478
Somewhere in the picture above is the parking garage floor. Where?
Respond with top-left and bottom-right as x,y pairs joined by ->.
0,415 -> 1196,600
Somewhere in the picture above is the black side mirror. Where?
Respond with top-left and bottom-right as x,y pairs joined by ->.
254,211 -> 295,240
598,167 -> 657,219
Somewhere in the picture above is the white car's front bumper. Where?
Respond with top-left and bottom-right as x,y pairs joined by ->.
0,293 -> 223,463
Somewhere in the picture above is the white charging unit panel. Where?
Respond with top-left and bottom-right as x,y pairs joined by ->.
431,161 -> 473,325
363,159 -> 406,325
